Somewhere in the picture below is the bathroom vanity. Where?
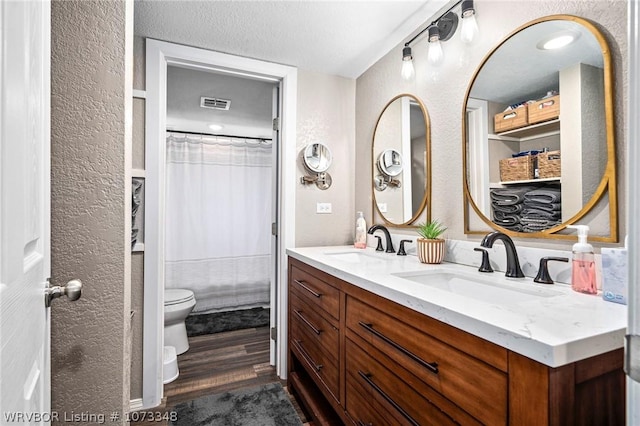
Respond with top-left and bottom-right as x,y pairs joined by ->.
286,247 -> 626,425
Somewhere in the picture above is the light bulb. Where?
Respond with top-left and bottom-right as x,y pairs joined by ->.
427,25 -> 443,65
428,39 -> 443,65
401,46 -> 414,80
401,59 -> 415,80
460,12 -> 478,44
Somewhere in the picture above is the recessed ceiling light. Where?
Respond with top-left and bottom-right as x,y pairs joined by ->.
208,124 -> 223,131
537,31 -> 580,50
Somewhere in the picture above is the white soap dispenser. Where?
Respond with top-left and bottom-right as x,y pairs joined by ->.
567,225 -> 597,294
354,212 -> 367,249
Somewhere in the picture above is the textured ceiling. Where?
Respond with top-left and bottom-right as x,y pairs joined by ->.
134,0 -> 448,79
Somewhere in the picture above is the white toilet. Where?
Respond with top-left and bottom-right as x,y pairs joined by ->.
164,289 -> 196,355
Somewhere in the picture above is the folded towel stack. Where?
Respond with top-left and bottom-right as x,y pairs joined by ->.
521,187 -> 562,232
490,186 -> 561,233
490,186 -> 536,232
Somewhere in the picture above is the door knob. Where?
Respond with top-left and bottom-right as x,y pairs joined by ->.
45,278 -> 82,307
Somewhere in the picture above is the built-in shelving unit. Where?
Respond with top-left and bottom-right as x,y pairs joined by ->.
132,169 -> 145,252
490,119 -> 560,141
495,176 -> 560,186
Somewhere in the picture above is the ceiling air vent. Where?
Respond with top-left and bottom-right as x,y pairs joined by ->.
200,97 -> 231,111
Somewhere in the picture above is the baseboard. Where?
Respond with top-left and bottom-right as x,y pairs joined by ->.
130,396 -> 167,412
130,398 -> 144,411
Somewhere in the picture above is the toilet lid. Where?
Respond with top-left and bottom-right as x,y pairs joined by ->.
165,289 -> 195,306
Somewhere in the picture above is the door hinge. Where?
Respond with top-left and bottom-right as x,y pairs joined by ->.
271,222 -> 278,236
272,117 -> 280,131
270,327 -> 277,341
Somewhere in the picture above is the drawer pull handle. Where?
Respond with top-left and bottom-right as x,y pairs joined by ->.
294,339 -> 323,372
294,310 -> 322,335
357,421 -> 373,426
293,279 -> 322,298
358,371 -> 419,426
359,321 -> 439,374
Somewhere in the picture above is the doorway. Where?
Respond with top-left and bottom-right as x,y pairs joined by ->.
143,40 -> 297,409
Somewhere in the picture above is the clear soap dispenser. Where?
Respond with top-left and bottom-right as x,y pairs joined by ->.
354,212 -> 367,249
567,225 -> 597,294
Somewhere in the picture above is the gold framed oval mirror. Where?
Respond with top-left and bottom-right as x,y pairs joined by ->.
462,15 -> 617,242
372,94 -> 431,226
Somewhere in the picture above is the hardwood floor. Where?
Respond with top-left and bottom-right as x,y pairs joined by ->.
132,326 -> 310,425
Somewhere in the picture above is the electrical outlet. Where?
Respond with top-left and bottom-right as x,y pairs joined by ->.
316,202 -> 332,214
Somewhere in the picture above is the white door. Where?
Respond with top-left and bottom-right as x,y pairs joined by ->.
0,1 -> 52,423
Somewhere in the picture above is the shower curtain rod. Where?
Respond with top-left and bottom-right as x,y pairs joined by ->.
167,129 -> 272,142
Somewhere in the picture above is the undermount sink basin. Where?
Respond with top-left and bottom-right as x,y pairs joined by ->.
392,270 -> 563,305
323,250 -> 381,263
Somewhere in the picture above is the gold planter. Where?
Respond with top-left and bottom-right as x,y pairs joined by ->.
416,238 -> 445,264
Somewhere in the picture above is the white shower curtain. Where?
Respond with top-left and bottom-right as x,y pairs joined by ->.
165,133 -> 272,313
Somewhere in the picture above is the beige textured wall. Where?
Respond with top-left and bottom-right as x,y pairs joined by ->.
356,0 -> 627,250
51,0 -> 132,422
295,70 -> 356,247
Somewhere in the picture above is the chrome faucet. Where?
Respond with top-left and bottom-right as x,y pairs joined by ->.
480,231 -> 525,278
367,224 -> 395,253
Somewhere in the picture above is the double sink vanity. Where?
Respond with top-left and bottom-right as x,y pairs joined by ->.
287,9 -> 626,426
286,245 -> 626,425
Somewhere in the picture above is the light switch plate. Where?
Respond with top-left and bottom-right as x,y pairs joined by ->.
316,202 -> 332,214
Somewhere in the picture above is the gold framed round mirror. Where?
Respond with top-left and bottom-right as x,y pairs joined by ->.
462,15 -> 617,242
372,94 -> 431,226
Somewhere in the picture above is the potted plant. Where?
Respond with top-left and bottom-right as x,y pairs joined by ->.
416,220 -> 447,264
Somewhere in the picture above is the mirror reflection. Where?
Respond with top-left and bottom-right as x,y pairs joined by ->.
463,16 -> 616,239
303,143 -> 332,172
378,149 -> 403,177
373,94 -> 430,226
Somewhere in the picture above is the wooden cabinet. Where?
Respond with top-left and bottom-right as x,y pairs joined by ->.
287,257 -> 625,425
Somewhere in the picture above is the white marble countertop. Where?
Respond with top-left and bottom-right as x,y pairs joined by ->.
286,245 -> 627,368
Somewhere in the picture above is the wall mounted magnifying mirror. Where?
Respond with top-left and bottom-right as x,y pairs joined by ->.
300,143 -> 333,190
462,15 -> 617,242
372,94 -> 431,226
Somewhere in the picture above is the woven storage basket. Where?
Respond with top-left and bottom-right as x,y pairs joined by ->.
499,155 -> 534,182
537,150 -> 561,179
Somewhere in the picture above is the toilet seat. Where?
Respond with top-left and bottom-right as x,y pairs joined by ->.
165,289 -> 195,306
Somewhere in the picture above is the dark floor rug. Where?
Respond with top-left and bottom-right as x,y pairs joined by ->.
186,307 -> 270,336
170,382 -> 303,426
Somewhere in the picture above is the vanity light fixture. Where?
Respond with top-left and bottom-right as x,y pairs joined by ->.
399,0 -> 479,77
460,0 -> 478,44
401,45 -> 415,80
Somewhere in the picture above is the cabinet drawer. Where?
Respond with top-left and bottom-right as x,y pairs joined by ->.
346,379 -> 396,426
346,296 -> 507,425
346,339 -> 471,426
290,336 -> 340,402
290,292 -> 339,359
290,264 -> 340,320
